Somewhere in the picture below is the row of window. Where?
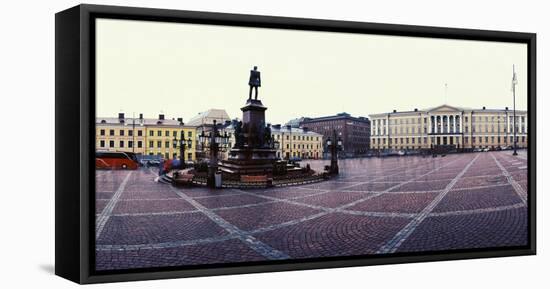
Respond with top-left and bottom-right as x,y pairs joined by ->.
151,152 -> 193,159
99,129 -> 193,138
274,134 -> 320,142
281,143 -> 322,150
98,140 -> 193,149
372,124 -> 527,136
371,135 -> 527,146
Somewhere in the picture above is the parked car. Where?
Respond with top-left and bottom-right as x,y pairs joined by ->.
96,151 -> 139,170
146,160 -> 161,167
482,147 -> 490,152
397,150 -> 405,156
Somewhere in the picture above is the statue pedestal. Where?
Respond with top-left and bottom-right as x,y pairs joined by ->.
219,148 -> 278,175
219,99 -> 278,175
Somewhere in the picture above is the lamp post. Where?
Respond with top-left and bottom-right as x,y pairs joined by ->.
512,65 -> 518,156
199,120 -> 230,188
172,130 -> 192,169
326,129 -> 343,175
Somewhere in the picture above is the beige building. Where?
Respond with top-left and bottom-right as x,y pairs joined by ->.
96,113 -> 197,161
369,105 -> 528,151
271,125 -> 324,159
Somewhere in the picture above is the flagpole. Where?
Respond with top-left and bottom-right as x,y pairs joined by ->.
512,65 -> 518,156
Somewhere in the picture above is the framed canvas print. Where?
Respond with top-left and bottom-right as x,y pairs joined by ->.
55,4 -> 536,284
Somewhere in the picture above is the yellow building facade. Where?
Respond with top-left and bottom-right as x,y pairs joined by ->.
272,126 -> 324,159
96,113 -> 197,161
369,105 -> 528,151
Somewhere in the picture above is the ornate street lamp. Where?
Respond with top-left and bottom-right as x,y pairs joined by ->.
172,131 -> 192,169
199,120 -> 231,188
326,129 -> 343,175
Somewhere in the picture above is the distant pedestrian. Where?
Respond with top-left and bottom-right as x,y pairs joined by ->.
164,158 -> 173,173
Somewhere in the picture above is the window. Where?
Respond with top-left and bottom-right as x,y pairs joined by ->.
137,130 -> 143,136
109,129 -> 114,136
109,140 -> 114,147
120,130 -> 125,136
149,130 -> 154,137
173,131 -> 177,137
149,141 -> 153,148
137,141 -> 143,148
165,141 -> 170,148
119,140 -> 124,148
165,131 -> 170,137
99,140 -> 105,147
128,141 -> 133,148
128,130 -> 133,136
100,129 -> 105,136
157,130 -> 162,137
188,131 -> 192,137
157,141 -> 162,148
188,153 -> 192,160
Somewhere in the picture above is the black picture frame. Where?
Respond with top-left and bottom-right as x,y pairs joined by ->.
55,4 -> 536,284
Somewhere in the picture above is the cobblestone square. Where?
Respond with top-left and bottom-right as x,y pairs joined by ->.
95,150 -> 528,271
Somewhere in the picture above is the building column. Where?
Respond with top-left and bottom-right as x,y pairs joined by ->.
452,115 -> 457,133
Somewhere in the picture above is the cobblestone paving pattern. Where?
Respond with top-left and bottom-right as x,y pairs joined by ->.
95,151 -> 528,270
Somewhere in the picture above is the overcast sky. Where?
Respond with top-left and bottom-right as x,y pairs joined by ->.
96,18 -> 528,125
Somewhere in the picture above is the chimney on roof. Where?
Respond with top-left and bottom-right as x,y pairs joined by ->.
505,107 -> 509,110
414,108 -> 418,112
482,106 -> 486,110
139,113 -> 143,119
118,113 -> 124,119
393,109 -> 397,113
159,114 -> 165,120
177,117 -> 183,124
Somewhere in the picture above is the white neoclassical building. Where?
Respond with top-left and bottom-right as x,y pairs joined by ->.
369,104 -> 528,151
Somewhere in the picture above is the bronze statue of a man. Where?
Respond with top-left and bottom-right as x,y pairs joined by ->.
248,66 -> 261,100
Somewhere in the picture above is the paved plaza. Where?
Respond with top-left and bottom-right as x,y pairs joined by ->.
95,150 -> 529,270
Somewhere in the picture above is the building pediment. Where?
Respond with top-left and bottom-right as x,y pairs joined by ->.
427,104 -> 462,113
